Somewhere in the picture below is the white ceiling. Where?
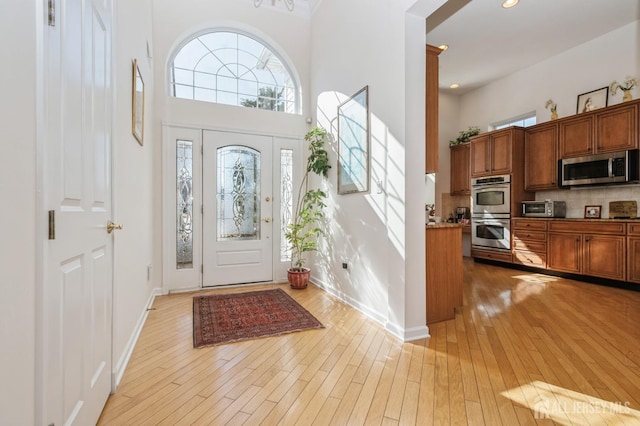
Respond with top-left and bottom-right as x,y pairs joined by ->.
426,0 -> 640,94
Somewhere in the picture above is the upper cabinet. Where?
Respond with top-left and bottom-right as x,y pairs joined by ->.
525,122 -> 558,190
425,44 -> 441,173
450,142 -> 470,195
470,128 -> 517,177
559,101 -> 639,159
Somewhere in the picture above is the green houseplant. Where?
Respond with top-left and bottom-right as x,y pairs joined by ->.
449,126 -> 480,145
285,126 -> 331,289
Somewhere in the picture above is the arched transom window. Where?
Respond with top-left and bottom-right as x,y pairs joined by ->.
170,30 -> 298,113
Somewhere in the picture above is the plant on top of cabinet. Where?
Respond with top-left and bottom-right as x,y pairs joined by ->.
449,126 -> 480,146
610,76 -> 638,102
545,99 -> 558,120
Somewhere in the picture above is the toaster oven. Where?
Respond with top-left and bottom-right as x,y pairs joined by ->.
522,200 -> 566,218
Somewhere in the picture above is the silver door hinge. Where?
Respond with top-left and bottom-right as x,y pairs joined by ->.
48,210 -> 55,240
201,264 -> 203,274
47,0 -> 56,26
201,205 -> 204,214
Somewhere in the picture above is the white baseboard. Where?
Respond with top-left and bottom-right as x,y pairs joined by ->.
310,277 -> 430,343
111,287 -> 161,391
402,325 -> 430,341
310,277 -> 387,331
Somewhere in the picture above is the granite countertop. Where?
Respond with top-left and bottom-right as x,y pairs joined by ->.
425,222 -> 466,229
512,217 -> 640,222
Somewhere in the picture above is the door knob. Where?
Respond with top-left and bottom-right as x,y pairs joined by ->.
263,217 -> 271,223
107,221 -> 123,234
265,196 -> 271,202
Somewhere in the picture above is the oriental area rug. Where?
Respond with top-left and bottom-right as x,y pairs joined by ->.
193,288 -> 324,348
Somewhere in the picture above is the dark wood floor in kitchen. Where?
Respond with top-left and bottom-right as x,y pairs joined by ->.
97,259 -> 640,425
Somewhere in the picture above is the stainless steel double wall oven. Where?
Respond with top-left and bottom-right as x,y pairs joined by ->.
471,174 -> 511,250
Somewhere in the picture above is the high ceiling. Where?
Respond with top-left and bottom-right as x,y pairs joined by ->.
426,0 -> 640,94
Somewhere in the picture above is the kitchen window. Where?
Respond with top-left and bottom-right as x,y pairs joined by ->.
494,114 -> 536,130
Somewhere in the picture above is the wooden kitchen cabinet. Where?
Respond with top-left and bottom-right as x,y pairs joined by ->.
425,44 -> 441,173
559,115 -> 593,158
512,218 -> 547,268
559,101 -> 639,159
470,127 -> 519,177
426,226 -> 463,324
626,223 -> 640,284
583,234 -> 625,280
450,142 -> 470,195
470,135 -> 490,177
547,221 -> 626,280
596,102 -> 638,153
548,232 -> 581,273
525,122 -> 558,190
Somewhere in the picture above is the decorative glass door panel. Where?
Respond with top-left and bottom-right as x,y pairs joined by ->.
202,131 -> 273,286
177,140 -> 193,269
216,146 -> 260,241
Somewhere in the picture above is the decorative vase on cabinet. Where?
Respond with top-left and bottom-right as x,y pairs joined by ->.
623,90 -> 633,102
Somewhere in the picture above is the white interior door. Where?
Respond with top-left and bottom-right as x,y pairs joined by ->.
42,0 -> 113,425
203,131 -> 273,286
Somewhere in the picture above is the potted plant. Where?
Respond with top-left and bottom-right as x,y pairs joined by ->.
285,126 -> 331,289
449,126 -> 480,145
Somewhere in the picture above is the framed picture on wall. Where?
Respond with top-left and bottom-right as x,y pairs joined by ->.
337,85 -> 370,194
584,205 -> 602,219
576,87 -> 608,114
132,59 -> 145,146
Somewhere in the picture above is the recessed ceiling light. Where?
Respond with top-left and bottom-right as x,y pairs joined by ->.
449,83 -> 460,89
502,0 -> 519,8
438,44 -> 448,52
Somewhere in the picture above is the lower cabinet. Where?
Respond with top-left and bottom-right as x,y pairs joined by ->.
512,218 -> 547,268
583,234 -> 625,280
626,223 -> 640,284
471,247 -> 512,263
547,221 -> 626,281
426,226 -> 463,324
547,233 -> 581,274
475,218 -> 634,284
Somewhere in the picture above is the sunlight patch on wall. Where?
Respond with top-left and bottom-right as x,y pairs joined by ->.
316,91 -> 406,257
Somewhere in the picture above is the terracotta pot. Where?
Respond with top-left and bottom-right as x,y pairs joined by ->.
288,268 -> 310,289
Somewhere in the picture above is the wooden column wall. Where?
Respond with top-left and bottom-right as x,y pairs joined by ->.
426,44 -> 441,173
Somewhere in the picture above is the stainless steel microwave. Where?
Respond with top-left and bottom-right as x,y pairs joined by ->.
522,200 -> 566,217
560,150 -> 639,187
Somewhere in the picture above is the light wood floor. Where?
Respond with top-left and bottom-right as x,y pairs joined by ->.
98,259 -> 640,425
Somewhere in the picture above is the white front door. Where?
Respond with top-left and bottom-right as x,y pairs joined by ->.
202,131 -> 274,286
41,0 -> 113,425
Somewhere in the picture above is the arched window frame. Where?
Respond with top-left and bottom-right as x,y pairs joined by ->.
167,27 -> 301,114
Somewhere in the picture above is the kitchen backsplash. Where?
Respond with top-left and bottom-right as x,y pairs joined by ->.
536,184 -> 640,218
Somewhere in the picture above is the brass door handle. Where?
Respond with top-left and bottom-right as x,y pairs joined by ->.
263,217 -> 271,223
107,221 -> 123,234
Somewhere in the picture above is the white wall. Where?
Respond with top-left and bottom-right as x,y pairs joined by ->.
112,0 -> 158,386
0,1 -> 36,424
309,0 -> 444,339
